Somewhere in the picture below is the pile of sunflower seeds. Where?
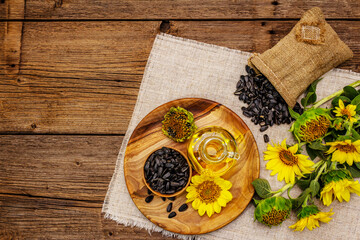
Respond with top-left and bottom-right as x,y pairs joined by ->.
144,147 -> 190,195
235,65 -> 303,137
144,147 -> 191,218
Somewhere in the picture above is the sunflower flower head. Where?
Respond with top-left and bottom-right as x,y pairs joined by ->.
162,106 -> 197,142
333,99 -> 358,123
289,205 -> 334,231
320,169 -> 360,206
254,196 -> 292,227
326,139 -> 360,166
185,173 -> 232,217
290,108 -> 331,143
264,139 -> 314,184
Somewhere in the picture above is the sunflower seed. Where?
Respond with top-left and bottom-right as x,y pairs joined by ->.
179,204 -> 188,212
167,202 -> 173,212
145,195 -> 154,203
168,212 -> 176,218
260,126 -> 268,132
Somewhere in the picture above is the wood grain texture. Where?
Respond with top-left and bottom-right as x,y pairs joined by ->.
0,21 -> 23,75
124,98 -> 259,234
0,135 -> 121,201
3,0 -> 359,20
0,0 -> 25,20
1,21 -> 359,134
0,194 -> 171,240
0,135 -> 172,239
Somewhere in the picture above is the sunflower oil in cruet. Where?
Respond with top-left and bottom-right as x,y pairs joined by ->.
187,126 -> 241,176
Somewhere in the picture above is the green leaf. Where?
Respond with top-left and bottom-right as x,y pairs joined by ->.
308,141 -> 327,151
309,180 -> 320,197
288,106 -> 300,119
346,164 -> 360,178
252,179 -> 273,199
301,92 -> 315,108
332,96 -> 351,108
355,162 -> 360,170
297,172 -> 316,191
307,78 -> 321,103
253,198 -> 261,206
351,129 -> 360,140
297,177 -> 312,191
300,78 -> 322,108
291,188 -> 312,210
343,86 -> 359,100
306,144 -> 319,160
351,95 -> 360,111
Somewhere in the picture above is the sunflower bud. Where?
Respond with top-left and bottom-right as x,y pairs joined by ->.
289,205 -> 334,231
320,169 -> 360,206
332,118 -> 344,130
321,169 -> 351,185
297,205 -> 320,219
254,196 -> 292,227
290,108 -> 331,142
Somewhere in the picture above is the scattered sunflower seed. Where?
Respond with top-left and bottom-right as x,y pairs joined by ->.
263,134 -> 270,143
167,202 -> 173,212
145,195 -> 154,203
178,203 -> 188,212
168,212 -> 176,218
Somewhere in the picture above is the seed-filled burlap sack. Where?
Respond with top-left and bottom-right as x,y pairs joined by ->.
249,7 -> 353,108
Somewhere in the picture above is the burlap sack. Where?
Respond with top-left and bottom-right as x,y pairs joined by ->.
249,7 -> 353,108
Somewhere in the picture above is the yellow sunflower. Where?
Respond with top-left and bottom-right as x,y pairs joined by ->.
321,178 -> 360,206
333,99 -> 358,123
326,139 -> 360,166
289,205 -> 333,231
186,173 -> 232,217
264,139 -> 314,184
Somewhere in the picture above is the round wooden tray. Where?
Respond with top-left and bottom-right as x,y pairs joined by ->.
124,98 -> 260,235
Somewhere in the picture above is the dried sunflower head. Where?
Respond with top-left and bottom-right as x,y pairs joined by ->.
162,106 -> 197,142
254,196 -> 292,227
290,108 -> 331,143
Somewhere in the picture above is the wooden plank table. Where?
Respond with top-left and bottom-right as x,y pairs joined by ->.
1,1 -> 359,239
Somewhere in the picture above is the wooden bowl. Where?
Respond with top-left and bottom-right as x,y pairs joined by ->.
142,147 -> 192,198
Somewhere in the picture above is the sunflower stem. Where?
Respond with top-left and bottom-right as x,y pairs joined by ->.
273,183 -> 294,197
302,195 -> 310,208
312,80 -> 360,109
313,160 -> 324,170
315,162 -> 327,182
331,161 -> 337,170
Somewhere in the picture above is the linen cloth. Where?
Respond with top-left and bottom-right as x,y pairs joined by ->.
102,33 -> 360,239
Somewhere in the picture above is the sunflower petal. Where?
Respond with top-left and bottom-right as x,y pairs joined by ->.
206,203 -> 214,217
192,198 -> 201,210
198,202 -> 206,216
213,201 -> 221,213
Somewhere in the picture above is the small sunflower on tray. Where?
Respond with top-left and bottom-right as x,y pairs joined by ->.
185,173 -> 233,217
252,79 -> 360,231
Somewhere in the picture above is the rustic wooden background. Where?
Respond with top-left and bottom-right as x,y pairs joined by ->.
1,0 -> 359,239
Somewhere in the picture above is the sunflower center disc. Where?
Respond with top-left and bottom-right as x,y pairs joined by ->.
279,150 -> 298,166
